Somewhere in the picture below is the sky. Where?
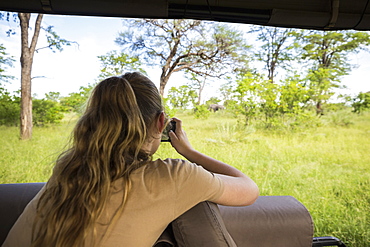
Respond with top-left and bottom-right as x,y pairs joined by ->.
1,14 -> 370,102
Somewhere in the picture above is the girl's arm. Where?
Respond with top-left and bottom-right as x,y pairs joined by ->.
169,118 -> 259,206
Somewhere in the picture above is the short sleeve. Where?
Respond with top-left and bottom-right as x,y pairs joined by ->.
165,159 -> 224,217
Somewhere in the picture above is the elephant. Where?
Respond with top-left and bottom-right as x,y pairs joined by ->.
208,104 -> 225,112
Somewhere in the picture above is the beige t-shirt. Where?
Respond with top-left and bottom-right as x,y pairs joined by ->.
3,158 -> 224,247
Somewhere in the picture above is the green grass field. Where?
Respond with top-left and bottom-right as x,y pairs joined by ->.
0,111 -> 369,246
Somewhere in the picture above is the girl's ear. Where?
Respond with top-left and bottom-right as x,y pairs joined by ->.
157,112 -> 166,133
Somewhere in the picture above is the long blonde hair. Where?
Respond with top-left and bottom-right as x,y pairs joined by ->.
31,72 -> 163,247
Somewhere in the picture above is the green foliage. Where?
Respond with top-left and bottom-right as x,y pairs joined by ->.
305,68 -> 340,114
60,85 -> 94,113
97,51 -> 146,80
205,97 -> 221,106
299,31 -> 370,114
44,91 -> 61,102
0,88 -> 65,127
301,31 -> 370,71
116,19 -> 249,94
258,81 -> 280,121
0,87 -> 20,126
279,75 -> 310,113
193,104 -> 210,119
32,99 -> 64,126
250,26 -> 297,82
322,110 -> 354,127
162,97 -> 177,118
230,71 -> 320,129
323,103 -> 350,113
167,85 -> 197,109
116,19 -> 248,71
0,43 -> 15,83
352,92 -> 370,113
40,26 -> 75,52
220,82 -> 234,103
232,72 -> 261,125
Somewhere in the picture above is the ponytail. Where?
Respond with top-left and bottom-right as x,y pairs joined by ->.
32,72 -> 163,247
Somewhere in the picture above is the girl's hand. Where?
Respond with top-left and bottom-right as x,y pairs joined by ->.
168,118 -> 194,158
169,117 -> 259,207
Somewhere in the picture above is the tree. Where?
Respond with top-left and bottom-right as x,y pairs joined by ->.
185,72 -> 208,105
44,91 -> 61,102
97,50 -> 146,80
0,44 -> 15,83
205,97 -> 221,106
0,87 -> 20,126
116,19 -> 248,95
60,85 -> 94,113
0,45 -> 16,125
279,74 -> 310,114
305,67 -> 339,115
352,91 -> 370,113
251,26 -> 296,83
167,85 -> 197,109
1,12 -> 74,139
18,13 -> 43,139
300,31 -> 370,114
220,81 -> 235,105
32,97 -> 64,126
234,71 -> 313,128
233,72 -> 262,125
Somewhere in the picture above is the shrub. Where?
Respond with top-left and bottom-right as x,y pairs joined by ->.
352,92 -> 370,113
193,104 -> 210,119
0,88 -> 20,126
162,97 -> 177,118
60,85 -> 93,114
322,110 -> 354,127
32,99 -> 64,126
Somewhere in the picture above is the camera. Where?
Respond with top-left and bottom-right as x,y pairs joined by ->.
161,120 -> 176,142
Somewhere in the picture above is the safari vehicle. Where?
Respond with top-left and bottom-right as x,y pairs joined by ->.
0,0 -> 368,246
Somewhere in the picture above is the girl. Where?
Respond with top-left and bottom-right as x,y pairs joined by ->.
3,72 -> 259,247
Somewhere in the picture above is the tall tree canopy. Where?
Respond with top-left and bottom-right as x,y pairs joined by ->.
115,19 -> 249,95
1,12 -> 74,139
300,30 -> 370,114
97,50 -> 146,80
0,44 -> 15,83
251,26 -> 297,83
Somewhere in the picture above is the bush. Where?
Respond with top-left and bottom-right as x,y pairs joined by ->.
0,88 -> 20,126
352,92 -> 370,113
251,111 -> 321,131
162,97 -> 177,118
60,85 -> 93,114
32,99 -> 64,126
324,103 -> 350,113
0,88 -> 68,127
322,110 -> 354,127
193,104 -> 210,119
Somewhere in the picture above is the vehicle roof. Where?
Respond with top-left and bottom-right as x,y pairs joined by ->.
0,0 -> 369,30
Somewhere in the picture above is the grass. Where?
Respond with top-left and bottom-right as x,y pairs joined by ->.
0,114 -> 77,183
0,111 -> 369,246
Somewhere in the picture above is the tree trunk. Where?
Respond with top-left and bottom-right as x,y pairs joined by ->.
197,79 -> 206,105
197,87 -> 202,105
268,61 -> 275,83
20,54 -> 33,140
18,13 -> 43,140
316,100 -> 323,115
159,74 -> 170,96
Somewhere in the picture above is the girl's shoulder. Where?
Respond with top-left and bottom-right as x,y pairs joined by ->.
151,158 -> 193,170
149,158 -> 205,177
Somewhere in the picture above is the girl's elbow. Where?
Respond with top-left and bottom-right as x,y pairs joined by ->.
244,181 -> 259,206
